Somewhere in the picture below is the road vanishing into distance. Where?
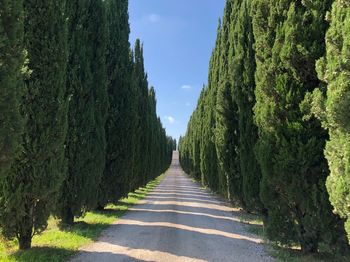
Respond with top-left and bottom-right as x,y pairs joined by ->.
71,152 -> 273,262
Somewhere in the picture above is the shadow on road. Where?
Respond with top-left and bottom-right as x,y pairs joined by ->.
71,152 -> 271,262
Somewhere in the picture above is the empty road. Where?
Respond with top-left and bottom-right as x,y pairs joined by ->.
71,152 -> 273,262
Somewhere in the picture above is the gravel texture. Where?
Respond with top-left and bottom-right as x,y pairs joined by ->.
70,152 -> 274,262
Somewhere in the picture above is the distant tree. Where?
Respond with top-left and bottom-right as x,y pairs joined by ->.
99,30 -> 172,207
172,139 -> 177,151
200,88 -> 219,192
132,39 -> 150,188
199,20 -> 223,193
0,0 -> 68,249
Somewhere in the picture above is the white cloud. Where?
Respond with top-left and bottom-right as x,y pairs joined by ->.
181,85 -> 192,90
164,116 -> 175,124
147,14 -> 160,23
186,102 -> 191,107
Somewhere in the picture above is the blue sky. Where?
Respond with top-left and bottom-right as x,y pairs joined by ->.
129,0 -> 226,141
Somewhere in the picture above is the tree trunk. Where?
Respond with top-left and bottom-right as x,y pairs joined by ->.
299,223 -> 318,254
18,204 -> 34,250
96,204 -> 105,211
300,240 -> 318,254
61,207 -> 74,226
18,226 -> 32,250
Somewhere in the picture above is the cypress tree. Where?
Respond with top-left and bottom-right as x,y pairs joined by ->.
179,92 -> 200,176
322,1 -> 350,243
57,0 -> 108,225
133,39 -> 149,188
0,0 -> 68,249
200,88 -> 218,191
232,0 -> 262,211
147,87 -> 173,178
0,0 -> 24,177
305,1 -> 350,242
252,0 -> 348,252
215,0 -> 242,203
148,87 -> 158,176
199,22 -> 222,192
191,90 -> 205,180
195,97 -> 204,180
99,0 -> 135,207
172,139 -> 177,151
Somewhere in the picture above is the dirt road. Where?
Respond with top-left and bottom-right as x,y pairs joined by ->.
71,152 -> 273,262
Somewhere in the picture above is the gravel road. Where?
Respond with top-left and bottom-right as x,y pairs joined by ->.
71,152 -> 274,262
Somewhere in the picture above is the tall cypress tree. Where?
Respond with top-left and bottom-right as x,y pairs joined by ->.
0,0 -> 24,177
252,0 -> 348,252
215,0 -> 242,203
200,88 -> 218,191
148,87 -> 158,177
57,0 -> 108,225
0,0 -> 68,249
321,1 -> 350,243
304,1 -> 350,242
133,39 -> 149,188
215,15 -> 230,199
130,41 -> 172,187
200,21 -> 221,192
99,0 -> 135,207
195,95 -> 204,180
232,0 -> 262,211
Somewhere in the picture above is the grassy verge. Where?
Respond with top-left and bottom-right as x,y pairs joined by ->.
0,174 -> 165,262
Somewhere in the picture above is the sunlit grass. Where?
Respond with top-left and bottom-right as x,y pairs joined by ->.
0,175 -> 164,262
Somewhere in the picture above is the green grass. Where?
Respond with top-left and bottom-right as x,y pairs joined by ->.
0,175 -> 164,262
238,212 -> 264,236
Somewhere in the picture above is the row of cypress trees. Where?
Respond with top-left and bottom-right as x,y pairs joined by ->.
0,0 -> 173,250
179,0 -> 350,254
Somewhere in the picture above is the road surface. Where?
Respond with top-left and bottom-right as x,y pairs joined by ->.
71,152 -> 273,262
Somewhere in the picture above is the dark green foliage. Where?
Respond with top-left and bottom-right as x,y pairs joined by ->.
0,0 -> 24,178
180,88 -> 206,182
200,90 -> 219,192
133,39 -> 150,189
98,0 -> 136,207
99,14 -> 173,206
0,0 -> 173,252
0,0 -> 69,249
215,0 -> 242,204
130,40 -> 173,191
252,0 -> 348,253
181,20 -> 223,194
172,139 -> 177,151
57,0 -> 108,225
322,1 -> 350,243
180,0 -> 350,254
304,1 -> 350,243
180,0 -> 262,211
232,0 -> 262,211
